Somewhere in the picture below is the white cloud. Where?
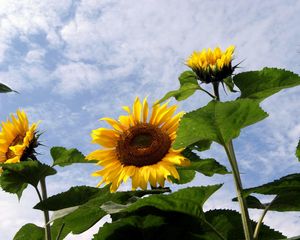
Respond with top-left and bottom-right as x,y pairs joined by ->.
1,0 -> 300,239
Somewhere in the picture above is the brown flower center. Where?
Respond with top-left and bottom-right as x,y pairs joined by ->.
116,123 -> 171,167
6,135 -> 24,159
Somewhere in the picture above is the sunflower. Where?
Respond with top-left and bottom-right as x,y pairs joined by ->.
186,45 -> 235,83
86,97 -> 189,192
0,110 -> 39,166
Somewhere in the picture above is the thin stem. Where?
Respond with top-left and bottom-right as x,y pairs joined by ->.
224,142 -> 253,240
253,196 -> 278,240
55,223 -> 65,240
212,82 -> 253,240
40,178 -> 52,240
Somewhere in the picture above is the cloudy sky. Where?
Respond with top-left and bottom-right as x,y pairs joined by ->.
0,0 -> 300,239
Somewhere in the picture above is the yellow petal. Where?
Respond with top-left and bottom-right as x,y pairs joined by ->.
142,97 -> 149,122
133,97 -> 142,123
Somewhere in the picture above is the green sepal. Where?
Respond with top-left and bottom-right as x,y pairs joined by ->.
233,67 -> 300,101
223,77 -> 238,93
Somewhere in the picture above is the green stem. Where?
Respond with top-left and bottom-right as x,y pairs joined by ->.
253,196 -> 278,240
224,142 -> 253,240
40,178 -> 52,240
212,82 -> 220,101
55,223 -> 65,240
212,82 -> 253,240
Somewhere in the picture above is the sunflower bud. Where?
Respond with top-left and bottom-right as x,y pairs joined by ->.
186,45 -> 235,83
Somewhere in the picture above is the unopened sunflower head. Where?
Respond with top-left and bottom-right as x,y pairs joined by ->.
86,97 -> 190,192
0,110 -> 40,169
186,45 -> 235,83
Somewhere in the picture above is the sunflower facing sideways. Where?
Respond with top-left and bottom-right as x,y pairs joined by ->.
86,97 -> 190,192
0,110 -> 39,168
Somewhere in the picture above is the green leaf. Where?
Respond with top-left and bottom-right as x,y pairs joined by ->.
169,169 -> 196,184
244,173 -> 300,195
296,140 -> 300,161
122,185 -> 222,218
240,192 -> 300,212
173,99 -> 268,149
189,140 -> 212,152
205,209 -> 285,239
39,185 -> 168,235
241,174 -> 300,212
232,195 -> 266,209
51,146 -> 95,166
181,159 -> 229,177
34,186 -> 101,210
0,82 -> 16,93
233,68 -> 300,101
93,212 -> 205,240
13,223 -> 44,240
0,161 -> 56,198
158,71 -> 201,103
181,148 -> 229,176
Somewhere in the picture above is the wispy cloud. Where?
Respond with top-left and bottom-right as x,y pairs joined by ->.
1,0 -> 300,239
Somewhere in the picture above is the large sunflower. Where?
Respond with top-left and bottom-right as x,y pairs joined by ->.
86,97 -> 189,192
0,110 -> 39,165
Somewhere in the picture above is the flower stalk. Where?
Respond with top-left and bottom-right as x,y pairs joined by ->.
40,177 -> 52,240
35,178 -> 51,240
213,83 -> 253,240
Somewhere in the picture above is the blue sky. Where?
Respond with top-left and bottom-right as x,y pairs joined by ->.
1,0 -> 300,239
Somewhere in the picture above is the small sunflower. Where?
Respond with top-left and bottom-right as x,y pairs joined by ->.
0,110 -> 39,166
186,45 -> 235,83
86,97 -> 189,192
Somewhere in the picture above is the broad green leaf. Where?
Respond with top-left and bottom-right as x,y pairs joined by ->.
35,186 -> 101,210
0,82 -> 16,93
93,212 -> 205,240
122,185 -> 222,218
169,169 -> 196,184
181,148 -> 229,176
14,223 -> 44,240
158,71 -> 202,103
296,140 -> 300,161
180,159 -> 229,177
233,68 -> 300,101
241,174 -> 300,212
239,192 -> 300,212
51,146 -> 95,167
40,186 -> 169,235
173,99 -> 268,148
189,140 -> 212,152
232,195 -> 266,209
0,161 -> 56,198
205,209 -> 285,239
244,173 -> 300,195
